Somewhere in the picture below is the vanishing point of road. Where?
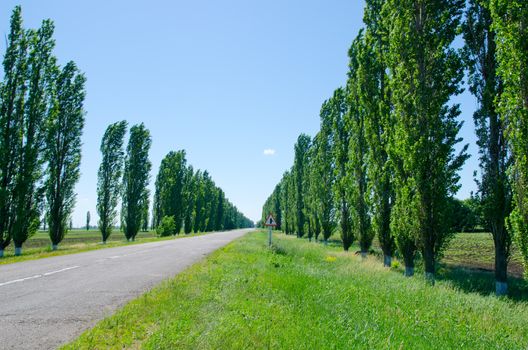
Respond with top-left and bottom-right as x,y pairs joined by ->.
0,229 -> 252,350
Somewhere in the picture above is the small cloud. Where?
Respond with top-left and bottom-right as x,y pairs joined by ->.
263,148 -> 276,156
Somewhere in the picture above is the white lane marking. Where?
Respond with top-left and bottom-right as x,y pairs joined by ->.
0,274 -> 42,287
0,265 -> 80,287
43,265 -> 80,276
96,249 -> 152,263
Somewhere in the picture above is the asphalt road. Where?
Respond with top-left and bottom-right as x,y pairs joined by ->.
0,229 -> 251,350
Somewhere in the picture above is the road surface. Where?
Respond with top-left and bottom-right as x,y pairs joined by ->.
0,229 -> 251,349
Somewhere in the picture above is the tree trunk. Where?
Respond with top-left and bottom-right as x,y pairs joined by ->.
383,255 -> 392,267
423,245 -> 435,285
494,240 -> 508,296
14,246 -> 22,256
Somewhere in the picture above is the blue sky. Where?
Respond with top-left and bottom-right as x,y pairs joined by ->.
0,1 -> 478,225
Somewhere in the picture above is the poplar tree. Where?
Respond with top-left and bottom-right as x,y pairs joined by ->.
122,123 -> 152,241
97,121 -> 127,243
153,150 -> 187,233
331,88 -> 354,251
489,0 -> 528,279
193,170 -> 205,233
293,134 -> 311,238
46,61 -> 86,250
385,0 -> 468,283
214,189 -> 225,231
315,101 -> 335,244
11,19 -> 55,255
362,0 -> 395,267
182,165 -> 195,234
464,0 -> 512,295
86,211 -> 90,230
347,32 -> 373,257
0,7 -> 26,256
279,171 -> 293,235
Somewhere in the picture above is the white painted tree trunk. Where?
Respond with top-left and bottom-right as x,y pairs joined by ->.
0,249 -> 3,258
496,281 -> 507,296
52,244 -> 58,251
404,266 -> 414,277
14,247 -> 22,256
383,255 -> 391,267
425,272 -> 435,285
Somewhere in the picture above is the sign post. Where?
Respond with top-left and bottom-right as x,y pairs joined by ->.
264,213 -> 277,248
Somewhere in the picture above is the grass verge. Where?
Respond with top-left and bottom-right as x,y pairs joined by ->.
63,230 -> 528,350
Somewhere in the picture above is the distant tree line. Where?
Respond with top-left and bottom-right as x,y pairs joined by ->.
262,0 -> 528,296
0,7 -> 85,256
96,124 -> 253,243
152,150 -> 253,236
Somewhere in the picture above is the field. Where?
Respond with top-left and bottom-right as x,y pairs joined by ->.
64,230 -> 528,350
0,229 -> 204,265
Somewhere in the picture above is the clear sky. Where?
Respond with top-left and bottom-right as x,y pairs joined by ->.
0,1 -> 478,225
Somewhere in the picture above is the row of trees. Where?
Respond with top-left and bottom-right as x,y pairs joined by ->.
153,150 -> 253,235
0,7 -> 85,255
96,121 -> 152,243
96,122 -> 253,243
262,0 -> 528,295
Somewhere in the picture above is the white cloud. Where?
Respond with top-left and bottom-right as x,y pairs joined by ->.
263,148 -> 276,156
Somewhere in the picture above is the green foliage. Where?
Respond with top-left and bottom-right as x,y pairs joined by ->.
385,0 -> 468,280
45,61 -> 86,246
347,31 -> 373,254
153,150 -> 187,233
315,102 -> 335,242
157,216 -> 176,237
97,121 -> 127,242
293,134 -> 311,238
330,88 -> 354,251
0,6 -> 26,252
490,0 -> 528,277
362,0 -> 395,260
11,18 -> 55,249
122,123 -> 152,241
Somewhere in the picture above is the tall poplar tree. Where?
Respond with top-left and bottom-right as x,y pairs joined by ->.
122,123 -> 152,241
315,101 -> 335,244
11,19 -> 55,254
347,32 -> 373,257
182,165 -> 195,234
46,61 -> 86,250
0,7 -> 27,256
153,150 -> 187,234
464,0 -> 512,295
386,0 -> 468,283
293,134 -> 311,238
490,0 -> 528,279
362,0 -> 395,267
331,88 -> 354,251
97,121 -> 127,243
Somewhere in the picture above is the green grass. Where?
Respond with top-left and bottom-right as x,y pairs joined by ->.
63,230 -> 528,350
0,229 -> 208,265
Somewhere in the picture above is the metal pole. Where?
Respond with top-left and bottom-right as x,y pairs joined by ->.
268,226 -> 272,248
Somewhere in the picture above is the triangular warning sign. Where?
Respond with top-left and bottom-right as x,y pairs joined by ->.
265,214 -> 277,227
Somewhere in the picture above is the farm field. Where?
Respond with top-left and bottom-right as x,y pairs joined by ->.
0,229 -> 209,265
64,230 -> 528,350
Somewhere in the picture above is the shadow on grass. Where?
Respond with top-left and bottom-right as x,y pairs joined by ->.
437,264 -> 528,302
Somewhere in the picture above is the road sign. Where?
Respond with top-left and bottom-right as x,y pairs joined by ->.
265,214 -> 277,227
265,214 -> 276,248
